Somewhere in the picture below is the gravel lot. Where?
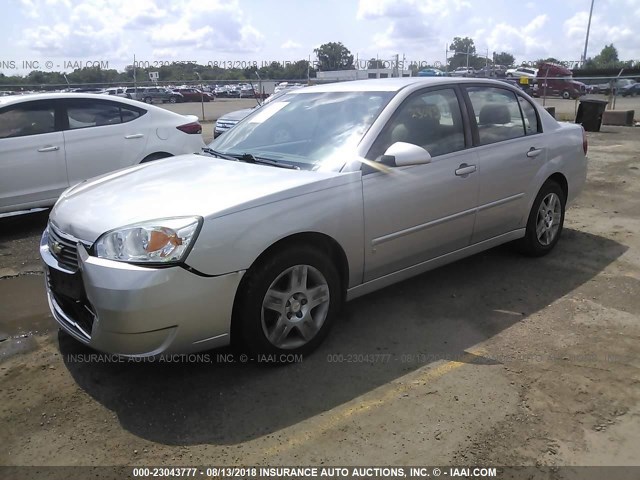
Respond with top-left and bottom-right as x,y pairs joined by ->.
0,115 -> 639,472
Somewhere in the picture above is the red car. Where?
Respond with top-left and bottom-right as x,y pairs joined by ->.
173,88 -> 215,102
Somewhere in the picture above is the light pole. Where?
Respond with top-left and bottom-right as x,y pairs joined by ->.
194,71 -> 205,121
581,0 -> 595,66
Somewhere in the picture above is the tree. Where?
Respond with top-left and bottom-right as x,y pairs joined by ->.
367,58 -> 384,69
314,42 -> 354,71
493,52 -> 515,67
448,37 -> 478,69
592,44 -> 619,68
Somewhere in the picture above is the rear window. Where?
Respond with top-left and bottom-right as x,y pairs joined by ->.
66,100 -> 145,129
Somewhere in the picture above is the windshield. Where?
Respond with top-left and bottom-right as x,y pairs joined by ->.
209,90 -> 393,170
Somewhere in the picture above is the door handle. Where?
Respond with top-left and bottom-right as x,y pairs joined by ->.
455,163 -> 477,176
124,134 -> 144,139
37,146 -> 59,152
526,147 -> 543,158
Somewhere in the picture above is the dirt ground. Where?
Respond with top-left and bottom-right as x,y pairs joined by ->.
0,123 -> 639,476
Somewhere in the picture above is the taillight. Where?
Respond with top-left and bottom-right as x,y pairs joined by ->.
176,122 -> 202,134
582,127 -> 588,155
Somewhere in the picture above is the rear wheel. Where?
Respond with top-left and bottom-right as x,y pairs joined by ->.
144,96 -> 152,104
234,246 -> 342,357
562,90 -> 571,99
516,181 -> 566,257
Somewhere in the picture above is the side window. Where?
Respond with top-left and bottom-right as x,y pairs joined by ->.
466,87 -> 525,145
67,101 -> 122,129
369,88 -> 465,160
0,103 -> 56,138
518,96 -> 540,135
120,105 -> 144,123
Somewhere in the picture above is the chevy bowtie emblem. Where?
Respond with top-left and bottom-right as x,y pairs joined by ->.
51,241 -> 63,255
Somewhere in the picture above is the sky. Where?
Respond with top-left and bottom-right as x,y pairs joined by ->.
1,0 -> 639,74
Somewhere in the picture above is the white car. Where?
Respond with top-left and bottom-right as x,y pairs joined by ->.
451,67 -> 475,77
0,93 -> 205,214
101,87 -> 128,98
506,67 -> 538,79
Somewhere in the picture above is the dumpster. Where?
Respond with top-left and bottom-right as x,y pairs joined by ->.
575,99 -> 609,132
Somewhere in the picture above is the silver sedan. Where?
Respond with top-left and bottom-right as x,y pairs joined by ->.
40,77 -> 587,357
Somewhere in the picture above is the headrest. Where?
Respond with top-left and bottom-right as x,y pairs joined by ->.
479,104 -> 511,125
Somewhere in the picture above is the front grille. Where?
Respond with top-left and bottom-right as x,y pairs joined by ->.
47,268 -> 96,339
48,223 -> 81,271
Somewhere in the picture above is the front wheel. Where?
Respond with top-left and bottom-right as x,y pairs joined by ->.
169,96 -> 177,103
516,181 -> 566,257
234,246 -> 342,357
562,90 -> 571,99
144,96 -> 152,104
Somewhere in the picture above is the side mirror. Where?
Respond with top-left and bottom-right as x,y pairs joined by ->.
380,142 -> 432,167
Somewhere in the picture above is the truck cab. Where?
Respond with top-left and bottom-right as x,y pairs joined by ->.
534,63 -> 586,100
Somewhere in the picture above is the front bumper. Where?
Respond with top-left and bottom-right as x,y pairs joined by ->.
40,228 -> 245,357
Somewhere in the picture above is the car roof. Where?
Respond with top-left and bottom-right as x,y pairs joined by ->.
0,92 -> 151,108
290,77 -> 519,94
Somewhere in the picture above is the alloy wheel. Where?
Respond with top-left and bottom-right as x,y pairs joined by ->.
536,192 -> 562,246
261,264 -> 330,349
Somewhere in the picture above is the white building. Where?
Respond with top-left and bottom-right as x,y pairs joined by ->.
316,68 -> 412,82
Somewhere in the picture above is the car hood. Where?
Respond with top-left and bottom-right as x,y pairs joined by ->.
50,154 -> 359,242
217,108 -> 254,122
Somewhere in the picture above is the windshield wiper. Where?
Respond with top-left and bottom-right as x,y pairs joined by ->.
201,147 -> 238,161
235,153 -> 300,170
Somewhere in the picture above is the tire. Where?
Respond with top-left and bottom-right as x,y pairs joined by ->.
234,245 -> 342,357
144,96 -> 152,104
562,90 -> 571,100
516,180 -> 566,257
169,96 -> 177,103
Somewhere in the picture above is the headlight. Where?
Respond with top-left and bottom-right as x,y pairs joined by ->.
94,217 -> 202,264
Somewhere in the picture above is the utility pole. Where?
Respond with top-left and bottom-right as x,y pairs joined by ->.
194,71 -> 205,121
581,0 -> 595,66
445,44 -> 448,72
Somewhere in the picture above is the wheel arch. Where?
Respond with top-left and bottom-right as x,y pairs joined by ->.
246,231 -> 349,293
547,172 -> 568,202
140,152 -> 173,163
229,231 -> 350,346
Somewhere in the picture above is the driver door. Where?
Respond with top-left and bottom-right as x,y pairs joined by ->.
362,87 -> 479,282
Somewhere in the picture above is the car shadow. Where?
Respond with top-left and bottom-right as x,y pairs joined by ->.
60,228 -> 626,445
0,209 -> 49,247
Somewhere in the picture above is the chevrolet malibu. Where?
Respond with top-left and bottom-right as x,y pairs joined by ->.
0,93 -> 204,213
40,78 -> 588,357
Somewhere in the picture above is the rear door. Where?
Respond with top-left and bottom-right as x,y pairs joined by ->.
62,98 -> 149,185
463,86 -> 545,243
0,99 -> 67,211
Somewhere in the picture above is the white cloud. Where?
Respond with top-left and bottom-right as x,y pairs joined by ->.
482,15 -> 551,59
564,11 -> 636,60
18,0 -> 264,59
357,0 -> 470,20
357,0 -> 472,60
281,40 -> 302,49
